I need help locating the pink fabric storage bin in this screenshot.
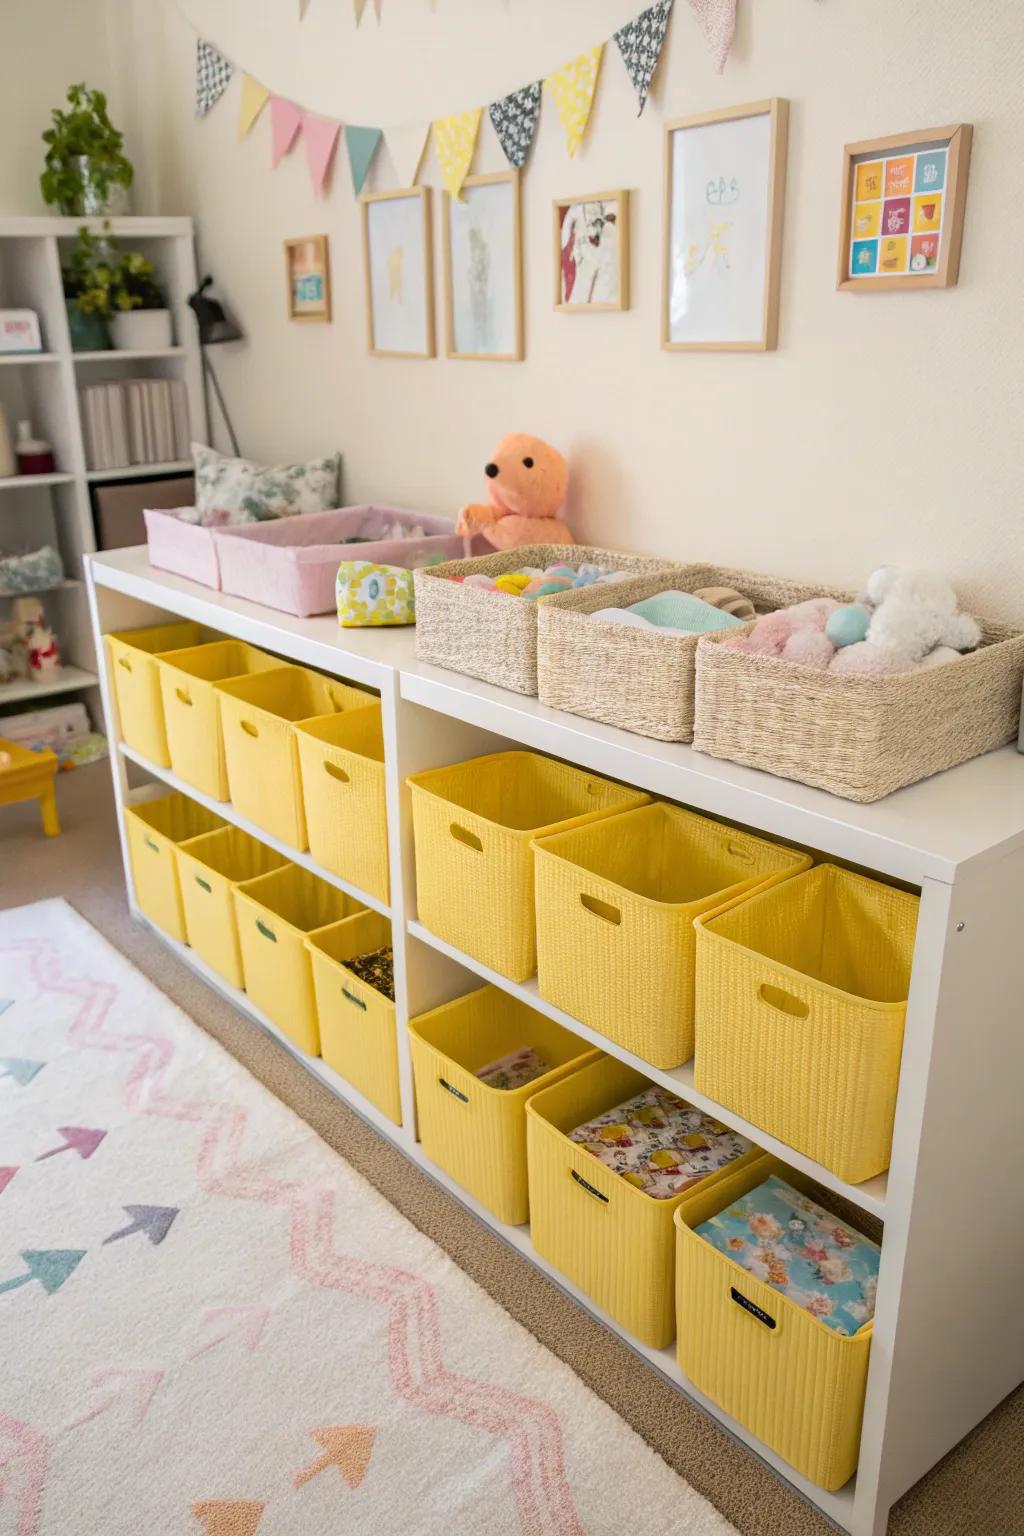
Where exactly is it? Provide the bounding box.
[211,506,478,617]
[144,506,222,589]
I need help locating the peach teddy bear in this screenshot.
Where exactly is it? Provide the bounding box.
[456,434,573,550]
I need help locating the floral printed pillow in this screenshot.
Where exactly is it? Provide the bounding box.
[192,443,341,526]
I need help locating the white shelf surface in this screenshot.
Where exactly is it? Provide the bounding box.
[0,352,59,366]
[0,472,75,490]
[133,904,856,1531]
[73,348,185,363]
[119,742,391,919]
[0,665,98,707]
[86,461,192,482]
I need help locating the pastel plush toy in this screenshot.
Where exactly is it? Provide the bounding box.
[830,567,981,676]
[727,597,840,670]
[456,434,573,550]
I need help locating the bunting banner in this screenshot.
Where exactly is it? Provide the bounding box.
[544,45,603,159]
[237,75,270,139]
[373,0,385,17]
[195,40,233,119]
[303,113,342,195]
[687,0,737,72]
[353,0,369,22]
[615,0,673,115]
[433,108,482,199]
[345,125,383,194]
[488,81,541,170]
[383,122,429,187]
[269,97,303,168]
[299,0,312,16]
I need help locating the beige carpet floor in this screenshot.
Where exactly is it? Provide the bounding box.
[2,761,1019,1536]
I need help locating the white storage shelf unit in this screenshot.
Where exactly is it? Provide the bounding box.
[86,545,1024,1536]
[0,218,204,717]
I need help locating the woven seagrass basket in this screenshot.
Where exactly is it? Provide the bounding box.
[413,544,678,696]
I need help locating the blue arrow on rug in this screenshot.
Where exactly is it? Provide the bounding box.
[0,1058,45,1086]
[103,1205,179,1247]
[0,1249,86,1297]
[0,999,13,1015]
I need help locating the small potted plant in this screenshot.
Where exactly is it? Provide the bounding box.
[41,84,134,216]
[62,226,173,352]
[61,225,114,350]
[109,248,173,350]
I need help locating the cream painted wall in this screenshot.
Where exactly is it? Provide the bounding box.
[122,2,1024,616]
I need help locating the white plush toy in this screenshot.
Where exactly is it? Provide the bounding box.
[830,567,981,677]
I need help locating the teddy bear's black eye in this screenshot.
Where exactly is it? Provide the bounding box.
[522,456,534,468]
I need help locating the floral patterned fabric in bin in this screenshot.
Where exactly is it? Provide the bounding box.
[337,560,416,627]
[570,1087,750,1200]
[476,1047,549,1091]
[189,443,341,525]
[694,1175,881,1335]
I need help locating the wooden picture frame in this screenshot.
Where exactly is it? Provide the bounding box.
[553,190,630,312]
[661,98,788,352]
[284,235,331,323]
[837,123,973,291]
[442,171,523,362]
[359,187,435,359]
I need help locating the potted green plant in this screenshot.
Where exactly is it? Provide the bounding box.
[62,226,172,351]
[109,248,173,351]
[41,84,133,216]
[61,225,114,350]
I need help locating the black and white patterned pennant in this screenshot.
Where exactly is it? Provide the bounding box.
[614,0,674,116]
[195,39,233,119]
[488,81,542,170]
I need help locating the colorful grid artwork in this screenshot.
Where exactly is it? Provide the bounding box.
[848,144,948,277]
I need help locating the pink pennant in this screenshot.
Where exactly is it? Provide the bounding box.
[302,113,341,196]
[270,97,303,168]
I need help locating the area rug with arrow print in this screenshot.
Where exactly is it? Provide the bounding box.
[0,900,736,1536]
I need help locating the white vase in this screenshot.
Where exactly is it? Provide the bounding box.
[110,309,174,351]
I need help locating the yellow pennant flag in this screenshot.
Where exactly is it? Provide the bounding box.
[432,108,481,200]
[545,43,603,158]
[237,74,270,140]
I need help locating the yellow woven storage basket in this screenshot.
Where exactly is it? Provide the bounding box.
[534,804,811,1068]
[176,826,288,988]
[675,1155,874,1490]
[408,984,597,1224]
[106,621,208,766]
[124,793,225,941]
[694,864,918,1183]
[216,666,376,851]
[307,910,400,1125]
[408,752,648,981]
[295,705,389,903]
[157,640,282,799]
[233,864,365,1054]
[526,1056,762,1347]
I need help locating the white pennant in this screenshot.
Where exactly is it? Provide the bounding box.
[382,122,429,187]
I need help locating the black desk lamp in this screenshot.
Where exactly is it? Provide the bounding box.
[188,276,243,457]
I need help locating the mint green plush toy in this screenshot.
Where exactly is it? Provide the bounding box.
[825,603,871,648]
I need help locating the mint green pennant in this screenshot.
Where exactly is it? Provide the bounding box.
[345,125,383,194]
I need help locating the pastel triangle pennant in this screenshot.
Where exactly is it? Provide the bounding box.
[373,0,384,17]
[195,40,233,119]
[345,125,383,194]
[544,44,603,158]
[299,0,312,14]
[432,108,482,200]
[383,123,428,187]
[354,0,369,21]
[302,113,341,196]
[237,75,270,140]
[687,0,736,72]
[270,97,303,168]
[488,81,541,170]
[615,0,674,115]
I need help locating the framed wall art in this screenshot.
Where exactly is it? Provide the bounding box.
[360,187,435,359]
[442,171,523,362]
[662,98,788,352]
[837,123,973,291]
[554,190,630,312]
[284,235,331,322]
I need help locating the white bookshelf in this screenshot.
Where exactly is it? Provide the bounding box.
[0,216,206,722]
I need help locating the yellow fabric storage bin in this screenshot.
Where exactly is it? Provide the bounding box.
[526,1056,762,1347]
[234,864,365,1054]
[408,752,648,982]
[694,864,918,1183]
[216,666,376,851]
[675,1154,874,1490]
[295,706,389,903]
[106,621,207,766]
[534,804,811,1069]
[124,793,226,941]
[176,826,288,988]
[307,910,400,1125]
[408,984,597,1224]
[157,640,282,799]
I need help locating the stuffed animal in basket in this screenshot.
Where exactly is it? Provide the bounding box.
[829,566,981,676]
[456,434,573,550]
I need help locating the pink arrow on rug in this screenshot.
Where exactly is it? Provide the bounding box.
[35,1126,107,1163]
[68,1367,165,1429]
[0,1412,48,1536]
[0,1167,17,1196]
[190,1303,269,1359]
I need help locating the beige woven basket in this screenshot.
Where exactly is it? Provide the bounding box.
[414,544,676,696]
[693,617,1024,802]
[537,564,850,742]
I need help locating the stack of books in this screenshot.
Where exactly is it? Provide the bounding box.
[80,378,190,472]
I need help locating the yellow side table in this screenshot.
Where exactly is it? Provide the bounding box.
[0,737,61,836]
